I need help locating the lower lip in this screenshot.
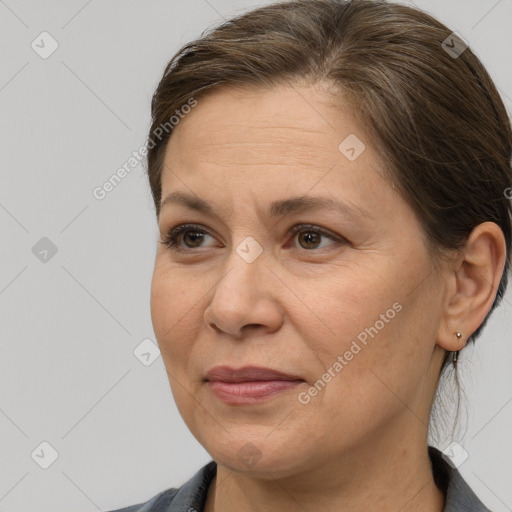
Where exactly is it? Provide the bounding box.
[207,380,303,404]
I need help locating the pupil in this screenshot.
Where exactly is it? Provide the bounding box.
[185,231,203,246]
[301,232,319,248]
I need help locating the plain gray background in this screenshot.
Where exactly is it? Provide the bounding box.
[0,0,511,510]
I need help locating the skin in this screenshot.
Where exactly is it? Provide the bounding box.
[150,81,506,512]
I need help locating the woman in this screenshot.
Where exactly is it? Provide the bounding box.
[110,0,511,510]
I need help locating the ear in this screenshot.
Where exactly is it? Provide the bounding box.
[437,222,507,351]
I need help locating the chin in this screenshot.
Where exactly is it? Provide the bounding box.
[200,431,309,478]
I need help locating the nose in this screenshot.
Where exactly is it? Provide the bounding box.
[203,243,283,339]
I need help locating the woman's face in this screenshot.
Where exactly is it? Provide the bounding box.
[150,82,448,476]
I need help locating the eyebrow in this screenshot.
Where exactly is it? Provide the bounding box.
[160,191,374,222]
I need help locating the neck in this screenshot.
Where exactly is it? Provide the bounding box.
[204,432,445,512]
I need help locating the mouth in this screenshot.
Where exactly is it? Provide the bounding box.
[205,365,305,404]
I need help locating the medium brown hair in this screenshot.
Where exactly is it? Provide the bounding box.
[146,0,512,378]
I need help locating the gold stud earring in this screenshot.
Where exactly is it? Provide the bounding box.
[453,332,463,369]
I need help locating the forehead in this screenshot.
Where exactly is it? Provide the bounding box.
[161,82,394,220]
[166,83,369,168]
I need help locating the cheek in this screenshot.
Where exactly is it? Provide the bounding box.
[295,266,399,357]
[150,264,202,365]
[150,268,206,422]
[300,261,429,390]
[319,288,439,423]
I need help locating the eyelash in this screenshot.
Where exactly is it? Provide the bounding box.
[159,223,344,253]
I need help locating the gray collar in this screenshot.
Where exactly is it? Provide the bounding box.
[428,446,492,512]
[165,460,216,511]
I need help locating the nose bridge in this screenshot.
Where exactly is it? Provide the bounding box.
[204,184,275,311]
[217,232,266,296]
[220,190,268,272]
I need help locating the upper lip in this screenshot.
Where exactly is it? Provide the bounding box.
[205,365,303,382]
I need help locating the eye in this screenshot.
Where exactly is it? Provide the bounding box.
[159,223,217,252]
[159,223,345,252]
[287,224,343,250]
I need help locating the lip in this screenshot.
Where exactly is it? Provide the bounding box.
[205,365,302,382]
[205,365,304,405]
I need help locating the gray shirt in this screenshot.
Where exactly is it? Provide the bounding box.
[108,446,491,511]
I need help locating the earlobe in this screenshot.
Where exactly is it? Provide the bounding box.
[436,221,507,352]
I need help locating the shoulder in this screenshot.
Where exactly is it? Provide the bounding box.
[428,445,492,512]
[107,460,217,512]
[444,465,492,512]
